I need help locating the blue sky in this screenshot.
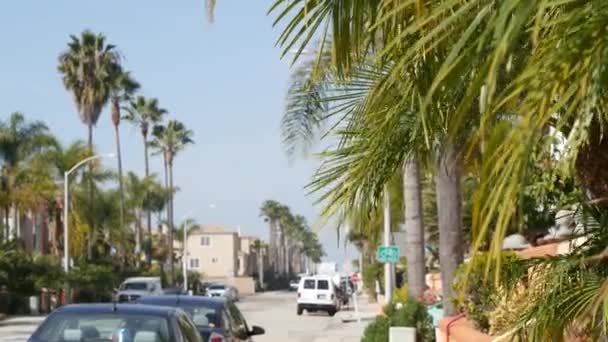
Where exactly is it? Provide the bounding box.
[0,0,355,264]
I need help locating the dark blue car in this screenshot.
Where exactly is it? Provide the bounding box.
[136,295,264,342]
[28,303,203,342]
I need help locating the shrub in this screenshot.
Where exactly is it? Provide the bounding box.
[363,315,390,342]
[67,263,120,302]
[362,297,435,342]
[393,285,409,304]
[452,252,526,332]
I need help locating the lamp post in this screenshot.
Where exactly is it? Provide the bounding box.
[63,153,116,275]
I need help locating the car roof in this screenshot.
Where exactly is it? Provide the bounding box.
[53,303,177,317]
[137,295,227,309]
[303,275,332,280]
[123,277,160,282]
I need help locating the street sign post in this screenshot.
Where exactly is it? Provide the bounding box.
[377,245,400,263]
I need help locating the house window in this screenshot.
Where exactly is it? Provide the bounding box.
[200,236,211,246]
[212,257,219,263]
[189,258,199,269]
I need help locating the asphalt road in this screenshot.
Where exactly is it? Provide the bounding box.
[238,291,368,342]
[0,291,370,342]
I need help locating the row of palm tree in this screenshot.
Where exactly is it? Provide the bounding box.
[0,29,194,285]
[0,111,180,264]
[260,200,324,276]
[264,1,608,336]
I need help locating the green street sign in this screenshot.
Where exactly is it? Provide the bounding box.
[377,245,400,263]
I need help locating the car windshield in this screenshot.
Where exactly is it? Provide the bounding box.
[181,306,221,328]
[33,313,170,342]
[208,284,225,290]
[121,282,148,291]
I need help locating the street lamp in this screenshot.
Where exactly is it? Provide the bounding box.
[63,153,116,275]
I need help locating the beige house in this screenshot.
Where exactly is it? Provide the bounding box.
[183,225,267,295]
[186,225,240,278]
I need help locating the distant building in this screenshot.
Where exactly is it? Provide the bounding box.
[185,225,264,279]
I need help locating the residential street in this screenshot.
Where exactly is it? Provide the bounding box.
[238,291,374,342]
[0,292,376,342]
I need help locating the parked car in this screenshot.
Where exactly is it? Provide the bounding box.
[137,295,265,341]
[207,283,239,302]
[289,277,301,291]
[28,303,203,342]
[163,287,187,295]
[115,276,163,303]
[296,275,340,316]
[200,282,212,296]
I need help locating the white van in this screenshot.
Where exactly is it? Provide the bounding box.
[296,275,339,316]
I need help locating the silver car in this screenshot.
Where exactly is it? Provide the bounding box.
[115,277,163,303]
[206,283,239,302]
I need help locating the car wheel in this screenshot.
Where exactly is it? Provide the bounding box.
[297,305,303,316]
[328,309,336,317]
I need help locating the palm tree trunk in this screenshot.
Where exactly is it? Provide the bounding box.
[114,124,126,237]
[168,157,176,286]
[436,144,464,316]
[54,209,62,256]
[135,208,142,267]
[269,221,276,272]
[284,239,290,275]
[403,158,426,299]
[11,206,18,240]
[143,132,153,241]
[87,122,94,260]
[3,206,9,242]
[279,229,286,275]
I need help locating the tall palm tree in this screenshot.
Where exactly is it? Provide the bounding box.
[58,30,122,259]
[403,158,426,299]
[124,96,167,236]
[0,112,55,240]
[109,70,140,233]
[58,30,121,153]
[278,41,432,300]
[277,206,296,275]
[251,239,266,289]
[260,200,282,273]
[271,1,478,313]
[150,120,194,285]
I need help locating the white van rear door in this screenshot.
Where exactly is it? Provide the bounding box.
[299,278,317,301]
[315,279,333,302]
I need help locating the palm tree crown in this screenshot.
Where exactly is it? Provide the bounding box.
[58,30,121,133]
[124,96,167,142]
[150,120,194,165]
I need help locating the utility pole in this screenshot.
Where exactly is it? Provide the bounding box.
[383,185,393,304]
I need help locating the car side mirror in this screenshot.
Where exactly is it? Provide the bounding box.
[149,284,156,292]
[249,325,265,336]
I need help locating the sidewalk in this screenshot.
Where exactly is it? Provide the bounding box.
[0,316,45,327]
[312,294,381,342]
[338,293,382,323]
